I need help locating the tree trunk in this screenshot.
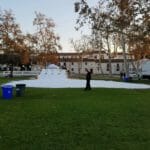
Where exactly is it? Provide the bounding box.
[121,33,129,77]
[106,36,112,77]
[78,54,82,74]
[98,49,104,76]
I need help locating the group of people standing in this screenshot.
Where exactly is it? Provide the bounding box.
[120,71,126,80]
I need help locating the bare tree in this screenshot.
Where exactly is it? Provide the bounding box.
[74,0,113,76]
[70,35,92,74]
[74,0,150,77]
[33,12,61,67]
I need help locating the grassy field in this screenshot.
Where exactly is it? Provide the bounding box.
[0,84,150,150]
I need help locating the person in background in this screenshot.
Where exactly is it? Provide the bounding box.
[120,71,123,79]
[85,68,92,90]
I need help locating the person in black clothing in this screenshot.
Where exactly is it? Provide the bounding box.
[9,64,13,78]
[120,71,123,79]
[85,68,92,90]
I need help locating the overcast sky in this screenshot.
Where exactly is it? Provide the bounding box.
[0,0,98,52]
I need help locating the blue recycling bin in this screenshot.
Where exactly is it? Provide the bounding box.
[123,77,129,82]
[1,85,13,100]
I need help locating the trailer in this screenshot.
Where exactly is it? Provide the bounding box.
[141,59,150,79]
[129,59,150,79]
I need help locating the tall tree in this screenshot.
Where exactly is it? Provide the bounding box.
[74,0,113,76]
[74,0,150,77]
[0,9,22,54]
[70,35,92,74]
[33,12,61,66]
[0,9,24,76]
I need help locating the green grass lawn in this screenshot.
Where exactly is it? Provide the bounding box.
[0,87,150,150]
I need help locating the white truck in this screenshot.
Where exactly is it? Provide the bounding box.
[129,59,150,79]
[140,59,150,79]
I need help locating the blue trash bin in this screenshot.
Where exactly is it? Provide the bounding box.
[1,85,13,100]
[123,77,129,82]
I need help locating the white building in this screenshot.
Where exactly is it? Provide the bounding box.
[59,51,132,75]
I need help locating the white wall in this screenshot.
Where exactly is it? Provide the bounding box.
[60,61,124,75]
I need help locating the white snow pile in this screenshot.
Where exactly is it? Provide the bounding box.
[4,64,150,89]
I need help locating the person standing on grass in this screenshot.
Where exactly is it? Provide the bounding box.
[85,68,92,90]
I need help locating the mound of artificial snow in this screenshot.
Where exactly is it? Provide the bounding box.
[4,67,150,89]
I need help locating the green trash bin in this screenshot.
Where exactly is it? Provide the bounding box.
[16,84,26,97]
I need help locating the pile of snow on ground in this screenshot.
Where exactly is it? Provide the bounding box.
[4,65,150,89]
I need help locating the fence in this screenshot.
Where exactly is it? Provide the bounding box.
[0,71,41,77]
